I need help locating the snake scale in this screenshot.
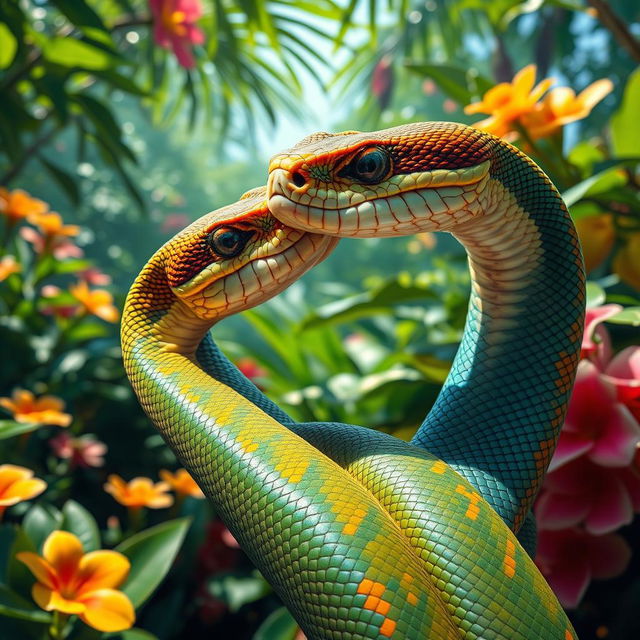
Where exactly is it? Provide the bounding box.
[122,123,585,639]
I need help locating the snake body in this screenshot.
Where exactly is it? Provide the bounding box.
[122,123,584,639]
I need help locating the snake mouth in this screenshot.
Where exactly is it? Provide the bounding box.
[267,160,491,237]
[175,231,337,320]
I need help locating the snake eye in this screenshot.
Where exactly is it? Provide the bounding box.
[339,147,390,184]
[209,226,253,258]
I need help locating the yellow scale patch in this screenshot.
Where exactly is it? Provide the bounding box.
[430,460,447,474]
[343,507,367,536]
[503,539,516,578]
[455,484,481,520]
[274,456,310,484]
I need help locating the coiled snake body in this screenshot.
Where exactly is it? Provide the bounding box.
[122,123,584,639]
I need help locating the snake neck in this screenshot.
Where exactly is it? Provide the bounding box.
[413,142,585,530]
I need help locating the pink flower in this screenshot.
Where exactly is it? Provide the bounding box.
[536,456,640,534]
[581,304,621,367]
[602,346,640,423]
[551,359,640,470]
[49,432,107,468]
[20,226,83,260]
[79,268,112,286]
[371,55,393,109]
[149,0,204,68]
[535,528,631,608]
[236,358,266,390]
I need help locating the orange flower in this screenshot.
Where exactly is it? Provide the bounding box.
[17,531,134,632]
[465,64,553,135]
[0,187,48,224]
[575,214,615,273]
[160,468,205,498]
[69,281,119,323]
[0,255,20,281]
[0,388,72,426]
[30,211,80,239]
[0,465,46,518]
[522,78,613,139]
[613,233,640,291]
[104,475,174,509]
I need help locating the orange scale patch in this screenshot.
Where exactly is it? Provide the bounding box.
[430,460,447,474]
[380,619,397,637]
[455,484,481,520]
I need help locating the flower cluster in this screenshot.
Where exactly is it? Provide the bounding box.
[535,305,640,607]
[465,64,612,141]
[149,0,204,68]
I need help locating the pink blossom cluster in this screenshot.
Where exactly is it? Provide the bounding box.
[535,305,640,608]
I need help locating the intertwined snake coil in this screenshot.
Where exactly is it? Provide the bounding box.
[122,122,585,639]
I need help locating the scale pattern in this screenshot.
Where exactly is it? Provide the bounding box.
[122,123,583,639]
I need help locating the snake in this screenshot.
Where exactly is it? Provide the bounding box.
[267,121,586,537]
[122,122,582,640]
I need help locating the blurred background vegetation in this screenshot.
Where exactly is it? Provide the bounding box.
[1,1,640,639]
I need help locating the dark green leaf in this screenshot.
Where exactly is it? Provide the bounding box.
[0,584,51,623]
[7,526,38,599]
[116,518,191,608]
[207,571,270,613]
[0,420,41,440]
[61,501,100,552]
[563,168,628,207]
[22,504,63,551]
[39,155,80,205]
[253,606,299,640]
[50,0,108,31]
[107,628,159,640]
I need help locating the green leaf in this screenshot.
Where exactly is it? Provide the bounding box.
[404,62,492,104]
[7,526,38,599]
[0,584,51,624]
[39,155,80,205]
[207,571,270,613]
[107,629,159,640]
[302,278,438,330]
[50,0,108,31]
[0,22,18,69]
[607,307,640,326]
[562,168,628,207]
[23,504,63,551]
[116,518,191,608]
[253,606,299,640]
[0,420,41,440]
[0,524,17,581]
[611,68,640,158]
[61,501,100,552]
[586,281,606,308]
[42,37,118,70]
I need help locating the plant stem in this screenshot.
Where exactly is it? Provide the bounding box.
[587,0,640,62]
[49,610,69,640]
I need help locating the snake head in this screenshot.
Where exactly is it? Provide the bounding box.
[267,122,496,237]
[164,186,337,321]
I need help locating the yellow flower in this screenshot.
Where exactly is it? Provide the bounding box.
[69,281,119,323]
[0,255,20,281]
[465,64,553,134]
[0,388,72,426]
[30,211,80,239]
[104,475,174,509]
[613,233,640,291]
[17,531,134,632]
[0,465,46,518]
[522,78,613,139]
[160,469,205,498]
[0,187,48,224]
[575,214,615,273]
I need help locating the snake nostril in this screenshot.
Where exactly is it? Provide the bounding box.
[291,171,306,189]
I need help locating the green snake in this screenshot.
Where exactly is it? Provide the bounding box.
[122,123,584,639]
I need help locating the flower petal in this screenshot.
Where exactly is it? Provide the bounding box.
[77,551,130,593]
[43,531,84,578]
[32,583,85,614]
[547,558,590,610]
[535,491,590,530]
[7,478,47,501]
[548,430,592,472]
[77,588,135,632]
[587,532,632,579]
[16,552,57,589]
[588,404,640,467]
